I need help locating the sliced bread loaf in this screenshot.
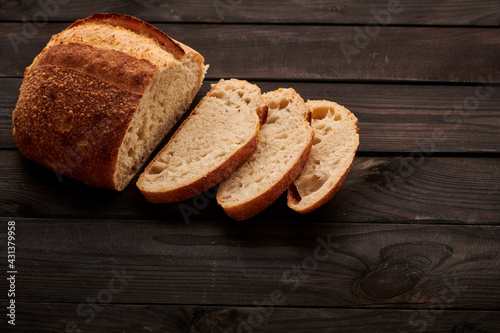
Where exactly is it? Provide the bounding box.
[217,88,313,220]
[288,100,359,214]
[12,13,206,190]
[137,79,267,203]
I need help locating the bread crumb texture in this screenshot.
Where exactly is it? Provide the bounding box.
[137,79,264,201]
[115,51,205,190]
[217,88,313,220]
[288,100,359,213]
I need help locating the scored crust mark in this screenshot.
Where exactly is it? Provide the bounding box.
[287,100,359,214]
[36,43,158,95]
[67,13,185,59]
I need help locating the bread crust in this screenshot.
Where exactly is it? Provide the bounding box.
[13,65,142,189]
[36,42,158,94]
[13,41,158,189]
[67,13,186,59]
[12,13,205,190]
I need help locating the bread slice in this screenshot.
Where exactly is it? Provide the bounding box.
[288,100,359,214]
[12,13,206,190]
[217,88,313,220]
[137,79,268,203]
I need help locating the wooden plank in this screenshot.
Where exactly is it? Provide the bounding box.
[2,303,500,333]
[255,81,500,154]
[0,78,19,148]
[0,108,14,148]
[2,79,499,152]
[1,152,498,223]
[5,218,500,309]
[1,23,500,83]
[0,78,21,107]
[1,0,499,26]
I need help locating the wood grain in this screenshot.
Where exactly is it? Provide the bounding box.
[0,3,499,331]
[0,108,14,149]
[4,218,500,309]
[2,79,499,152]
[1,0,499,26]
[0,78,20,106]
[2,303,499,332]
[1,151,498,223]
[1,23,500,83]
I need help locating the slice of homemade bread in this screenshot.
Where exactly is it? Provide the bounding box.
[288,100,359,214]
[12,13,206,190]
[217,88,313,220]
[137,79,267,203]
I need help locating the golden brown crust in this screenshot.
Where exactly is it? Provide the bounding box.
[68,13,185,59]
[219,131,314,221]
[13,13,205,190]
[13,65,141,189]
[287,159,354,214]
[36,42,158,94]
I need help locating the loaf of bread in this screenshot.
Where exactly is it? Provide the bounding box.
[217,88,313,220]
[12,13,206,190]
[137,79,267,203]
[288,100,359,213]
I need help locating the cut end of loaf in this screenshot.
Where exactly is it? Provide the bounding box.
[114,52,205,191]
[287,100,359,213]
[60,13,185,60]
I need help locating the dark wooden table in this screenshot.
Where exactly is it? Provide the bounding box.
[1,1,500,332]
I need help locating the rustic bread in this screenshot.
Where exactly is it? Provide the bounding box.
[288,100,359,213]
[217,88,313,220]
[137,79,267,203]
[12,13,206,190]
